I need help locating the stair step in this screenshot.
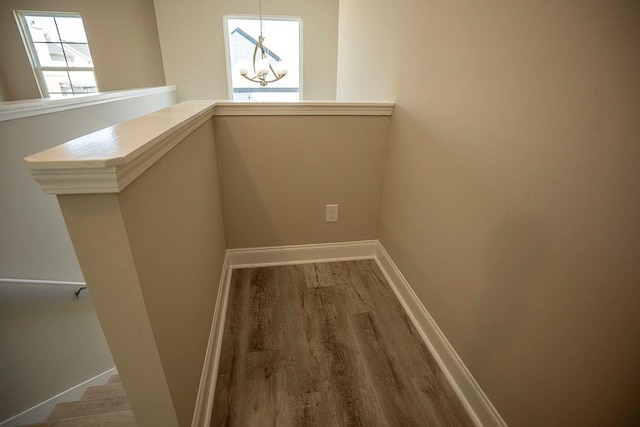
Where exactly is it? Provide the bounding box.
[46,396,130,422]
[25,410,137,426]
[106,374,120,384]
[81,383,126,400]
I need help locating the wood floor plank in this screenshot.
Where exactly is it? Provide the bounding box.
[410,373,475,427]
[350,260,441,376]
[211,268,252,426]
[329,262,372,314]
[349,311,423,426]
[27,410,137,427]
[303,262,336,288]
[249,267,282,352]
[106,375,120,384]
[81,383,126,401]
[276,265,323,396]
[211,260,474,427]
[307,285,374,426]
[46,397,130,421]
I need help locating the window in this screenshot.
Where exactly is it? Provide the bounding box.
[15,11,98,98]
[224,16,301,101]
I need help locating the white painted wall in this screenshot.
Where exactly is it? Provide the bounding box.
[153,0,338,101]
[0,88,176,423]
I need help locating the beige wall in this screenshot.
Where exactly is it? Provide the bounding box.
[58,193,180,427]
[1,90,176,282]
[0,0,165,101]
[338,1,640,426]
[0,73,7,102]
[0,283,114,422]
[153,0,338,101]
[58,118,227,426]
[214,115,387,248]
[0,90,175,422]
[118,119,227,426]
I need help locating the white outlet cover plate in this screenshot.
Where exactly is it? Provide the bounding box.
[326,204,339,222]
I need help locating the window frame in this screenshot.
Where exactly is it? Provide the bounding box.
[223,15,303,101]
[14,10,98,98]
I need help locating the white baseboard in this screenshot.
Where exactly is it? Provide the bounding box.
[373,242,507,427]
[191,253,232,427]
[191,240,506,427]
[0,367,117,427]
[226,240,378,268]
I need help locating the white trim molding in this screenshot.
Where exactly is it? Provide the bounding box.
[22,100,393,195]
[0,86,176,122]
[0,278,86,287]
[226,240,378,268]
[212,101,394,116]
[24,100,215,195]
[373,242,508,427]
[191,254,232,427]
[0,368,117,427]
[191,240,506,427]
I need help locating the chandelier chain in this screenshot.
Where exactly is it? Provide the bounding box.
[237,0,288,86]
[259,0,263,37]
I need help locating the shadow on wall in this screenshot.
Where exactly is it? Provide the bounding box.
[479,215,546,348]
[214,115,386,249]
[214,118,282,248]
[0,284,114,421]
[375,105,553,425]
[473,215,548,422]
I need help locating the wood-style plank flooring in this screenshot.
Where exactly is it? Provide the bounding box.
[211,260,473,426]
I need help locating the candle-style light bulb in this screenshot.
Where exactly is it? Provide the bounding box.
[257,58,270,75]
[237,60,250,76]
[275,61,288,77]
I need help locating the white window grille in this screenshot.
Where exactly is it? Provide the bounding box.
[15,11,98,98]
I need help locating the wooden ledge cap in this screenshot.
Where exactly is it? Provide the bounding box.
[24,100,215,195]
[23,100,394,195]
[211,101,394,116]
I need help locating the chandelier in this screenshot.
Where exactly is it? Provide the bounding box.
[238,0,288,86]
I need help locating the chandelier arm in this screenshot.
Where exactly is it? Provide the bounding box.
[252,40,260,77]
[237,0,290,87]
[262,69,286,84]
[262,75,286,84]
[268,62,278,76]
[240,73,261,83]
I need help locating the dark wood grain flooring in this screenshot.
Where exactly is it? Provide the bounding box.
[211,259,474,426]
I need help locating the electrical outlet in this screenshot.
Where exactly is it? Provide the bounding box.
[326,204,339,223]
